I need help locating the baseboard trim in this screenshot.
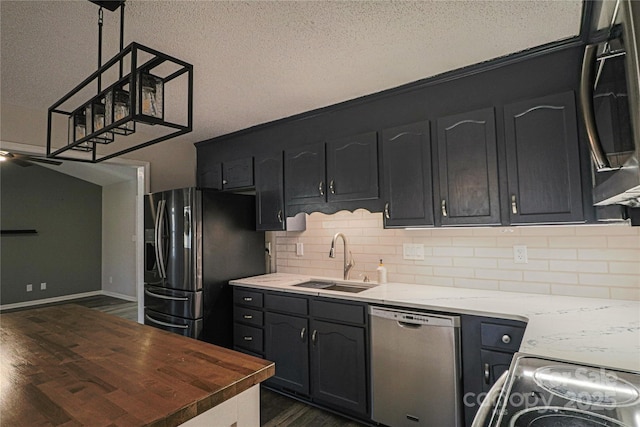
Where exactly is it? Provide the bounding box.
[0,290,138,311]
[102,290,137,302]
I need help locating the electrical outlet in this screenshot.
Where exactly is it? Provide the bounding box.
[513,245,528,264]
[26,284,33,292]
[296,242,304,256]
[40,282,47,290]
[403,243,425,260]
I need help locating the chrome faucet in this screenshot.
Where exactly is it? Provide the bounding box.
[329,232,355,280]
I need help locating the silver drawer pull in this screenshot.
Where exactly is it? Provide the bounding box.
[484,363,490,384]
[243,336,253,341]
[243,314,253,319]
[145,314,189,329]
[311,329,317,344]
[511,195,518,214]
[501,334,511,344]
[300,327,306,340]
[319,181,324,196]
[329,180,335,194]
[277,210,283,223]
[441,199,448,217]
[243,297,253,302]
[145,290,189,301]
[384,202,390,219]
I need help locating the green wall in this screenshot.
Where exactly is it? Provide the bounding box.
[1,162,102,305]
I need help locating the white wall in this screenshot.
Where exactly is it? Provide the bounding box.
[270,210,640,301]
[102,179,137,299]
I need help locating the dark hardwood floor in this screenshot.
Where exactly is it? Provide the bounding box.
[4,295,368,427]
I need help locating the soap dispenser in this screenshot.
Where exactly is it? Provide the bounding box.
[376,259,387,284]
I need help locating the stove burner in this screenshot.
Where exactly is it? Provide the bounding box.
[509,407,629,427]
[533,366,640,407]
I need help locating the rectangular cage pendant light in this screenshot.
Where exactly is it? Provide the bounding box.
[46,1,193,163]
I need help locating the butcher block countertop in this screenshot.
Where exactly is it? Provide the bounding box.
[0,304,274,427]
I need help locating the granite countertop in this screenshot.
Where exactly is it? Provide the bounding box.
[230,273,640,373]
[0,304,274,427]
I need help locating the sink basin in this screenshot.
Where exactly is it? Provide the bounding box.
[293,280,376,293]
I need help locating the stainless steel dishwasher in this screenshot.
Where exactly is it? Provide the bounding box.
[370,306,462,427]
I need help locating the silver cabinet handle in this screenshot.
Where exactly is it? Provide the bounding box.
[145,314,189,329]
[243,297,253,302]
[155,199,167,279]
[319,181,324,196]
[243,336,253,341]
[329,180,335,194]
[384,202,390,219]
[311,329,317,344]
[501,334,511,344]
[144,289,188,301]
[441,199,448,217]
[484,363,491,384]
[243,314,253,320]
[277,210,283,223]
[511,195,518,214]
[222,179,228,185]
[300,327,306,341]
[472,371,508,427]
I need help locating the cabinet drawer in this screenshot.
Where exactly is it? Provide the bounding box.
[234,306,263,327]
[234,288,263,308]
[481,322,525,352]
[265,293,308,315]
[311,299,366,325]
[234,324,263,353]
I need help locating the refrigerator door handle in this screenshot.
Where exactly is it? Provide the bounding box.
[144,289,189,301]
[145,314,189,329]
[155,199,167,279]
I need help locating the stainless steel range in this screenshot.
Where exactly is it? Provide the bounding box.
[477,353,640,427]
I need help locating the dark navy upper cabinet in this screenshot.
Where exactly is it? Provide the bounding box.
[197,161,222,190]
[222,157,254,189]
[436,108,500,225]
[284,142,326,206]
[326,132,379,203]
[504,91,584,224]
[255,153,285,231]
[381,121,434,228]
[285,133,379,211]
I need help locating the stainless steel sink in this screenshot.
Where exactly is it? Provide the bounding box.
[293,280,376,293]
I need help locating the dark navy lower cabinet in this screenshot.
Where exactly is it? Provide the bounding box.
[310,319,368,417]
[264,312,310,395]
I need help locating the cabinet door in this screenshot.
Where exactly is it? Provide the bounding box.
[255,154,285,231]
[264,312,310,395]
[197,162,222,190]
[285,142,326,206]
[223,157,254,189]
[504,92,584,224]
[326,132,379,203]
[437,108,500,225]
[480,350,514,392]
[310,320,367,417]
[381,121,434,227]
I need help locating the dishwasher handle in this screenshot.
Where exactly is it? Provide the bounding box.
[398,321,422,329]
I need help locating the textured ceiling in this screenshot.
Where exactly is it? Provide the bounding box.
[1,0,583,146]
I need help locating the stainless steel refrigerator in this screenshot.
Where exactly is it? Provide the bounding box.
[144,188,265,347]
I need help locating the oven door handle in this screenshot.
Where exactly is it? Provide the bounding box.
[471,370,509,427]
[144,289,189,301]
[145,314,189,329]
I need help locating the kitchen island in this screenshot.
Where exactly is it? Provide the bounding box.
[0,304,274,427]
[231,273,640,372]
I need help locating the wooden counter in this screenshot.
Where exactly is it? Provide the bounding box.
[0,304,274,426]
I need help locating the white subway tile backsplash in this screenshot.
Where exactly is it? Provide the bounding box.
[273,210,639,301]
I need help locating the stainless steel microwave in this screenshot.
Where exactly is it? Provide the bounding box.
[580,0,640,207]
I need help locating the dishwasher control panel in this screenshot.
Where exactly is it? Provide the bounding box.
[370,306,459,327]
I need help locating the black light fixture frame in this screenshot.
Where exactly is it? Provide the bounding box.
[46,2,193,163]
